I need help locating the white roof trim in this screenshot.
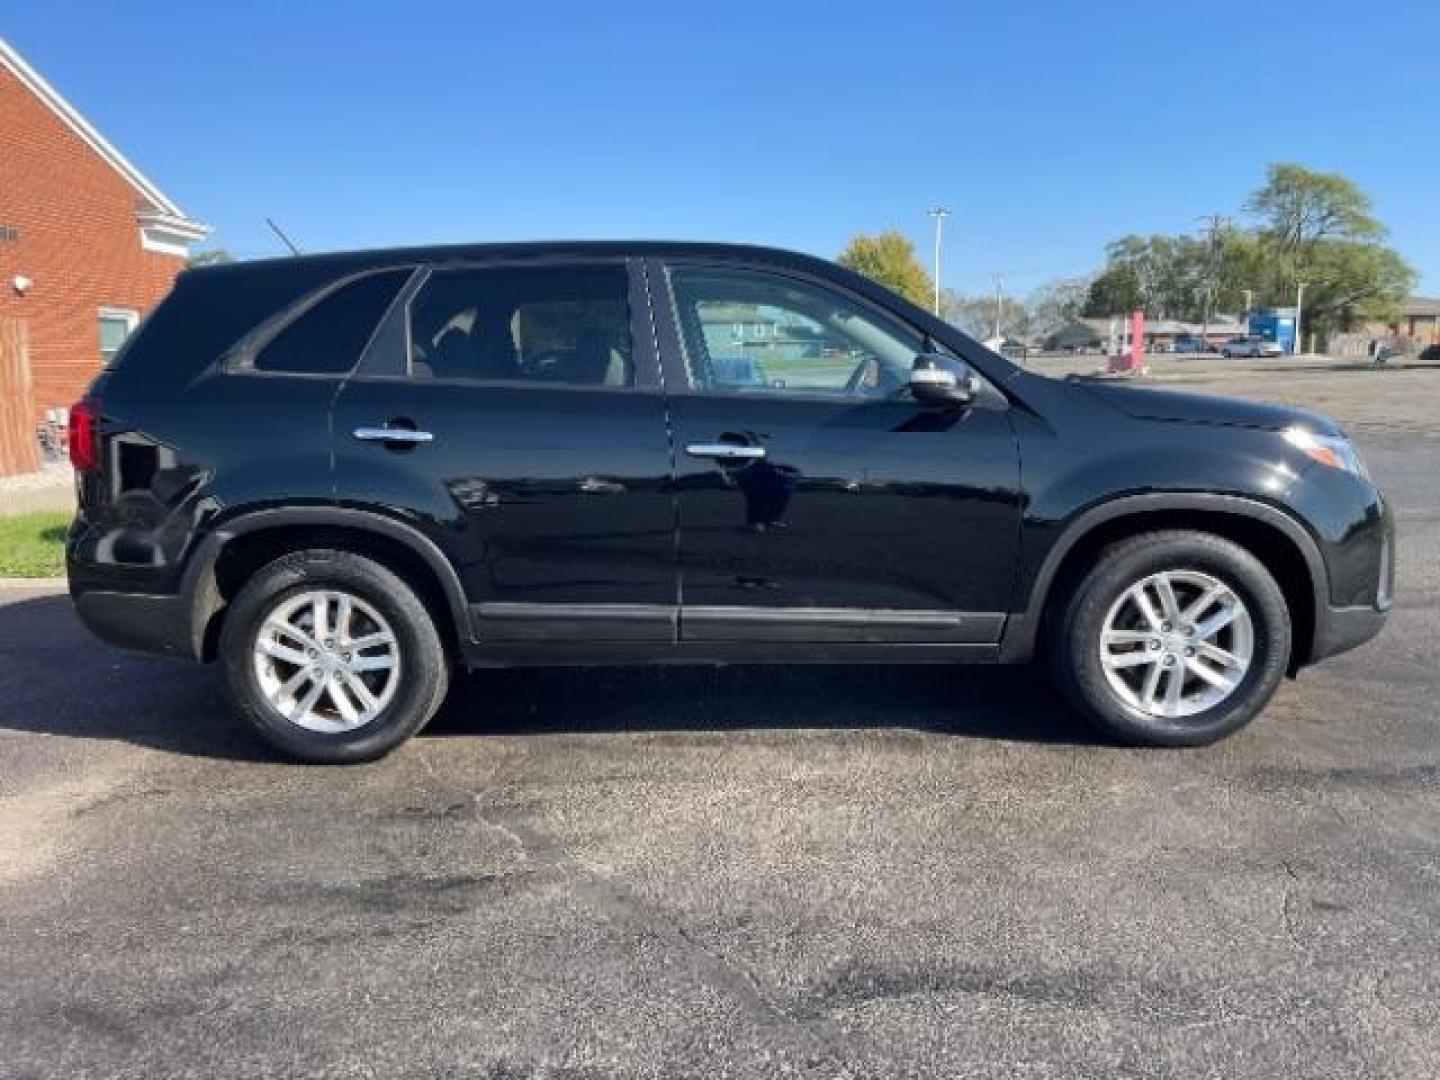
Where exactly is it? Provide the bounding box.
[135,208,211,240]
[0,36,207,237]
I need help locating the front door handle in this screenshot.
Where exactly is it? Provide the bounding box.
[685,442,765,461]
[353,426,434,445]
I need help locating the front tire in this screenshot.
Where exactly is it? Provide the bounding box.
[220,549,450,763]
[1050,531,1291,746]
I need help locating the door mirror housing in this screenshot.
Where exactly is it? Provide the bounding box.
[909,353,978,408]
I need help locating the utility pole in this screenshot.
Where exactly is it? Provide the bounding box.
[993,273,1005,339]
[1196,214,1230,351]
[1294,282,1308,356]
[927,207,950,316]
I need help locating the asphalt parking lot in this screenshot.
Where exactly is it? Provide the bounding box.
[2,364,1436,1079]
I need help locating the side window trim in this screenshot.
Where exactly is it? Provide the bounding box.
[222,266,420,379]
[648,256,929,402]
[353,266,431,379]
[346,257,661,391]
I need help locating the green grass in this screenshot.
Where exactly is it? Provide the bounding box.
[0,512,69,577]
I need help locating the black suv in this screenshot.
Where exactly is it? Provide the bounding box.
[67,243,1393,762]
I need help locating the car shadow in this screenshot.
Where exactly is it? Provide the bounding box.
[430,663,1096,745]
[0,592,1103,762]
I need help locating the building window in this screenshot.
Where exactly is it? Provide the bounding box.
[98,307,139,365]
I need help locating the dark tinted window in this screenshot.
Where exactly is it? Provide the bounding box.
[409,265,632,386]
[255,270,409,374]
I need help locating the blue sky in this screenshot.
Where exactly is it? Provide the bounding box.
[7,0,1438,295]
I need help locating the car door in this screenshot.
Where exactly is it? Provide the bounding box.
[647,257,1022,645]
[331,257,678,644]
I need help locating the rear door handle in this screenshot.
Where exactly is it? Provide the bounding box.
[353,426,434,445]
[685,442,765,461]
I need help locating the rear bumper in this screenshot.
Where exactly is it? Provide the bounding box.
[68,518,227,661]
[72,589,200,659]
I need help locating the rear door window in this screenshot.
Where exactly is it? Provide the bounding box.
[254,269,411,375]
[408,264,633,386]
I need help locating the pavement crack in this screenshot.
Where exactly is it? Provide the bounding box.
[1280,859,1306,953]
[412,740,531,862]
[471,800,531,864]
[671,921,788,1022]
[409,743,833,1060]
[608,887,840,1066]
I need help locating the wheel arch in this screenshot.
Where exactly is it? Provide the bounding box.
[1000,493,1328,672]
[183,507,471,662]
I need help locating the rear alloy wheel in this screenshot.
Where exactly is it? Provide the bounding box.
[1051,531,1291,746]
[221,550,449,763]
[251,589,402,733]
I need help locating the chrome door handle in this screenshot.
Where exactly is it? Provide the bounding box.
[353,426,434,445]
[578,476,626,495]
[685,442,765,461]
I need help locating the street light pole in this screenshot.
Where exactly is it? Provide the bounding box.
[1294,282,1308,356]
[927,207,950,316]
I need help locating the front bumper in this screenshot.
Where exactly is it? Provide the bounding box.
[1310,602,1389,663]
[1306,510,1394,665]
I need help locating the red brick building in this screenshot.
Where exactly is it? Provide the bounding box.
[0,37,208,425]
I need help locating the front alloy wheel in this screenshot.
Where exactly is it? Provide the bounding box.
[1098,570,1254,719]
[1051,530,1291,746]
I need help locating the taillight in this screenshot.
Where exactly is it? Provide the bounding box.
[68,399,100,471]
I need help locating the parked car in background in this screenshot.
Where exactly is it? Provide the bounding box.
[1222,336,1285,359]
[66,241,1393,763]
[1172,335,1210,354]
[709,355,770,389]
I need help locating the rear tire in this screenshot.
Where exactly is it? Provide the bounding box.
[220,549,450,764]
[1050,530,1291,746]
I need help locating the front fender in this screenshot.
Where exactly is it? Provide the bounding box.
[997,490,1331,666]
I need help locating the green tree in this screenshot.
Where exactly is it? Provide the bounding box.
[941,290,1031,340]
[1244,163,1413,336]
[1029,277,1092,337]
[1085,233,1238,321]
[1083,259,1144,318]
[838,231,934,308]
[1246,163,1384,253]
[1083,164,1413,343]
[188,248,235,268]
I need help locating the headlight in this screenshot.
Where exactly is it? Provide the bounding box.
[1283,426,1368,478]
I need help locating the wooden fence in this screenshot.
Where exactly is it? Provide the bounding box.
[0,317,42,477]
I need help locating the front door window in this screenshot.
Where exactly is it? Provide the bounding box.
[667,266,920,398]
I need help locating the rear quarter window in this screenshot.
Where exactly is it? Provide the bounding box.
[254,270,410,375]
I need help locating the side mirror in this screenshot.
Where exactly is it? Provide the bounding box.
[909,353,978,408]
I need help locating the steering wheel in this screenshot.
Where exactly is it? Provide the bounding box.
[843,355,903,397]
[524,349,570,378]
[842,355,877,395]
